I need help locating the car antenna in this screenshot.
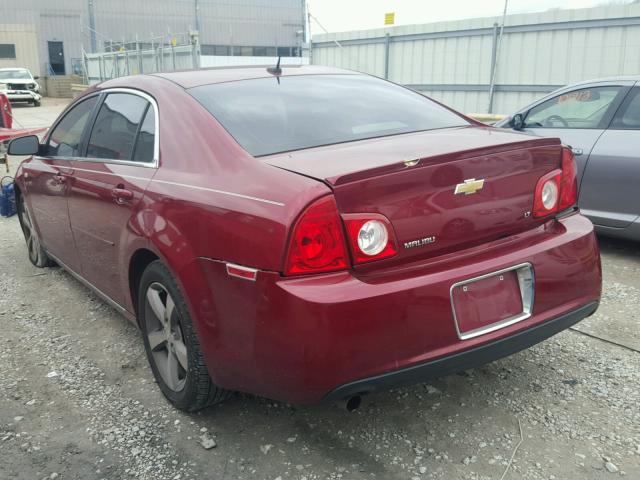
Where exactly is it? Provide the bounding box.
[267,56,282,76]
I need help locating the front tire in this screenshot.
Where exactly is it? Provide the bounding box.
[33,99,41,107]
[138,260,231,411]
[17,195,54,267]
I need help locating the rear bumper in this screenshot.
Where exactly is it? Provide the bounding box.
[324,301,598,402]
[191,213,602,404]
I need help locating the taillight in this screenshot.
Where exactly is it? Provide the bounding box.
[533,169,562,218]
[343,214,398,264]
[285,196,348,275]
[558,147,578,211]
[533,147,579,218]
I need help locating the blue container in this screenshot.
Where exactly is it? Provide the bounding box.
[0,176,17,218]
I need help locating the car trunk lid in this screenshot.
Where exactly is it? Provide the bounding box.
[264,126,563,264]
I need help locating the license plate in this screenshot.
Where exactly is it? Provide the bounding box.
[450,264,534,340]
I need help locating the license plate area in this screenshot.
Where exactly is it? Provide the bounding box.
[450,263,534,340]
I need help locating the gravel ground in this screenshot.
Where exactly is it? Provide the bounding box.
[1,99,639,480]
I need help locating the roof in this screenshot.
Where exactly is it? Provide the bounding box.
[150,65,358,89]
[568,75,640,85]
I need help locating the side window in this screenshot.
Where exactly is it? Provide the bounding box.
[86,93,149,160]
[525,87,621,129]
[610,88,640,130]
[47,96,98,157]
[132,106,156,163]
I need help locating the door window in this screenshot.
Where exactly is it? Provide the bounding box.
[132,106,156,163]
[47,96,99,157]
[86,93,149,160]
[610,88,640,130]
[524,87,621,129]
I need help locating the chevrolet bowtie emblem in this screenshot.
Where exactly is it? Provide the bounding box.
[454,178,485,195]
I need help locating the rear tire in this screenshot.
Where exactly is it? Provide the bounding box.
[138,260,231,411]
[17,195,55,267]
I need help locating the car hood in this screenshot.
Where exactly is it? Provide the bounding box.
[0,79,34,85]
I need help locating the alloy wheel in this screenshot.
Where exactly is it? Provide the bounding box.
[19,199,40,264]
[145,282,188,392]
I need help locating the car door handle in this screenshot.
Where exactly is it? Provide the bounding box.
[571,147,584,156]
[111,187,133,204]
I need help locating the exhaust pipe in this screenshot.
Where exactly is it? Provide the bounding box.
[338,395,362,412]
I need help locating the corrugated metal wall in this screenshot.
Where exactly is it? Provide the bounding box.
[312,4,640,114]
[0,0,304,78]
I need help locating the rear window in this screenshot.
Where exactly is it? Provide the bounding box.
[189,74,468,156]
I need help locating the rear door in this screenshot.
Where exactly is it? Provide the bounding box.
[579,85,640,228]
[67,90,158,305]
[22,95,99,272]
[519,83,630,183]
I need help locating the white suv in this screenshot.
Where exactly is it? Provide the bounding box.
[0,68,42,107]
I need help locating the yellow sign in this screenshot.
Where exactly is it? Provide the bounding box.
[384,12,395,25]
[171,37,177,47]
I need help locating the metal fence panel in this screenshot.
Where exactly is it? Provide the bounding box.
[311,3,640,114]
[85,45,198,84]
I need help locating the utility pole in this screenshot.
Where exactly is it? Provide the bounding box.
[88,0,97,53]
[194,0,200,33]
[488,0,508,114]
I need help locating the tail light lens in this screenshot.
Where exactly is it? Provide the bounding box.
[343,214,398,264]
[558,147,578,211]
[532,147,579,218]
[533,169,562,218]
[285,196,348,275]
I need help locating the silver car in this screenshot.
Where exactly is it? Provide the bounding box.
[497,77,640,241]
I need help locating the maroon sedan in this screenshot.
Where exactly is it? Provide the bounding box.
[8,66,601,411]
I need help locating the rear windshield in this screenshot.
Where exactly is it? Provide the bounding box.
[189,74,468,156]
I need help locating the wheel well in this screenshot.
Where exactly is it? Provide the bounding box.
[129,249,159,316]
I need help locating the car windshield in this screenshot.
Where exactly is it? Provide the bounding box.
[0,69,31,80]
[189,74,469,156]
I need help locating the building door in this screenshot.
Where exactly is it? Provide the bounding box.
[48,41,65,75]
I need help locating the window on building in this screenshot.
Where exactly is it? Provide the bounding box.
[277,47,292,57]
[253,47,267,56]
[202,45,231,56]
[0,44,16,59]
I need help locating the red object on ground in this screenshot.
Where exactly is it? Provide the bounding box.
[0,92,12,130]
[0,127,47,143]
[0,91,47,143]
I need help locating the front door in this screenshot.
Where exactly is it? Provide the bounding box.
[67,91,157,305]
[48,41,65,75]
[520,85,628,183]
[579,86,640,228]
[22,95,99,272]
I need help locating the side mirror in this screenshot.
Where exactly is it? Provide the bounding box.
[33,76,40,80]
[8,135,40,156]
[510,113,524,131]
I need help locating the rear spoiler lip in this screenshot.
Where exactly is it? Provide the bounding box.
[268,140,562,188]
